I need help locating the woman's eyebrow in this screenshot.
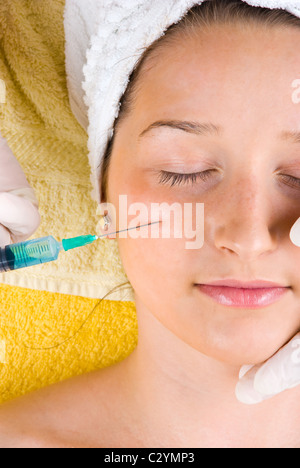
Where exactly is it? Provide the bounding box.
[138,120,223,139]
[280,131,300,145]
[138,120,300,145]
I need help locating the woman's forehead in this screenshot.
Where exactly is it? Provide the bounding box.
[132,25,300,132]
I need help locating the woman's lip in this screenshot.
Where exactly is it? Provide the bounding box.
[195,284,290,308]
[199,279,288,288]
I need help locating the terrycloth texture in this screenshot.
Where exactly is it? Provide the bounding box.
[0,284,137,404]
[0,0,137,404]
[0,0,134,301]
[64,0,300,204]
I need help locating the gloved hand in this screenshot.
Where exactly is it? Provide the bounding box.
[0,131,41,248]
[235,333,300,404]
[235,218,300,404]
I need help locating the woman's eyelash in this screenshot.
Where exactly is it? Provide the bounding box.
[156,171,300,190]
[279,174,300,189]
[157,170,215,187]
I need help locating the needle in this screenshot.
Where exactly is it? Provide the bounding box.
[97,220,161,238]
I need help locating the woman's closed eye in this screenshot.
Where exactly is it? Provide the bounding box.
[279,174,300,190]
[156,169,216,187]
[156,170,300,191]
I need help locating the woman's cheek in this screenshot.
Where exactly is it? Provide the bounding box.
[118,235,183,291]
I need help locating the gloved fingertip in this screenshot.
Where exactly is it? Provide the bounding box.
[7,187,39,209]
[254,361,300,396]
[0,193,41,241]
[253,365,279,395]
[290,217,300,247]
[239,364,254,379]
[235,379,265,405]
[0,225,11,248]
[10,206,41,243]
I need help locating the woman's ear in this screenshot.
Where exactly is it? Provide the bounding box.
[96,203,116,239]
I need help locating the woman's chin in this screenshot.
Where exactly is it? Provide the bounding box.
[203,345,278,368]
[174,300,300,367]
[196,333,291,368]
[175,322,293,368]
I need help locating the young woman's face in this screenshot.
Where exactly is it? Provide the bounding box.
[107,23,300,366]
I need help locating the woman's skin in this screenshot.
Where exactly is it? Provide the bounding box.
[1,22,300,448]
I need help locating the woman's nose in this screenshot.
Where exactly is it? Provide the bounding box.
[212,180,278,261]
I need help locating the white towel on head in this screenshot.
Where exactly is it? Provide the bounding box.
[64,0,300,204]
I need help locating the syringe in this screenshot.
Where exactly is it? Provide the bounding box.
[0,221,160,272]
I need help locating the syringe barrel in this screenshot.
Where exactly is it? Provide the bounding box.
[0,236,62,272]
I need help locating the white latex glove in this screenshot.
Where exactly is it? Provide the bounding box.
[235,218,300,404]
[0,131,40,247]
[235,333,300,404]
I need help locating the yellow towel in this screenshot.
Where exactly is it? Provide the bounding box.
[0,0,137,404]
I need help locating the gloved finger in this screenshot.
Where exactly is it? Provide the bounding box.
[239,364,255,379]
[0,224,12,248]
[7,187,39,208]
[0,192,41,243]
[235,363,267,405]
[0,133,30,192]
[253,332,300,396]
[290,217,300,247]
[235,333,300,405]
